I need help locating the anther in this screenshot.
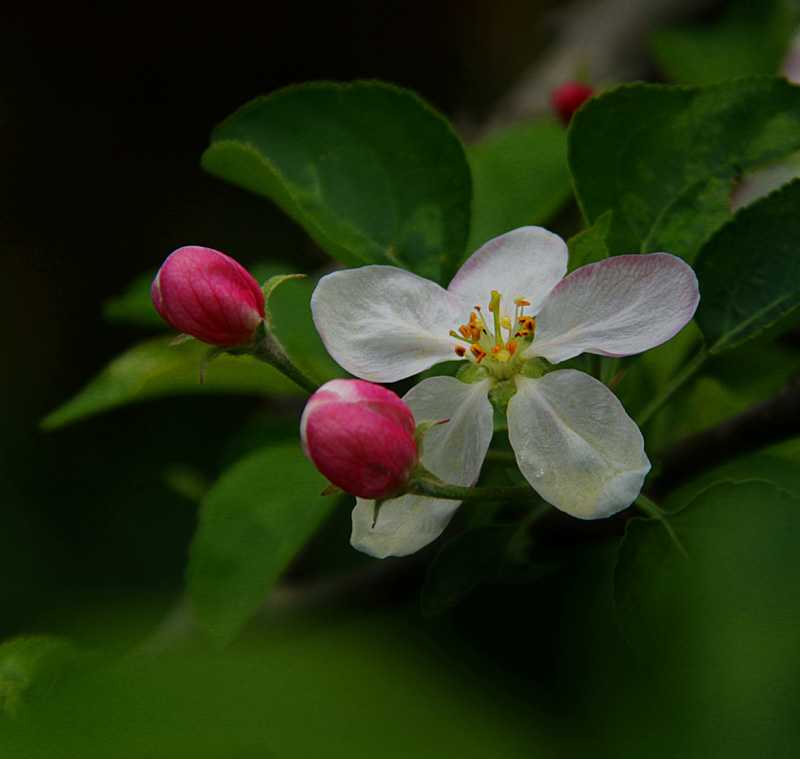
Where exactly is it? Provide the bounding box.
[455,345,467,357]
[507,341,517,356]
[470,345,487,363]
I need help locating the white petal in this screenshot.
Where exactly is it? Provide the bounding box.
[311,266,466,382]
[507,371,650,519]
[530,253,699,364]
[351,495,462,558]
[447,227,568,315]
[351,376,494,558]
[403,376,495,486]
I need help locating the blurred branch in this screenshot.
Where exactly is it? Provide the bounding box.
[481,0,722,135]
[650,372,800,498]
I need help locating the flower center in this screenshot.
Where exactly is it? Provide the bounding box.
[449,290,536,379]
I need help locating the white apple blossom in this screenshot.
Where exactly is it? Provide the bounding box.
[311,227,700,558]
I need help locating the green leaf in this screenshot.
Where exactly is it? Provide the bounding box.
[186,443,337,646]
[0,636,90,717]
[613,481,800,756]
[666,434,800,509]
[420,523,556,617]
[202,81,472,285]
[651,0,799,85]
[41,336,301,430]
[566,210,612,272]
[103,271,164,328]
[695,178,800,353]
[569,77,800,261]
[465,119,571,255]
[615,321,800,450]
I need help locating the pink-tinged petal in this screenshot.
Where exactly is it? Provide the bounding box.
[350,376,494,558]
[508,371,650,519]
[530,253,699,364]
[447,227,568,315]
[311,266,466,382]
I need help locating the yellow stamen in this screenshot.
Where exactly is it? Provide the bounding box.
[507,341,517,356]
[455,345,466,357]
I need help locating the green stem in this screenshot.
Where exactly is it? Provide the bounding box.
[251,334,319,395]
[634,348,708,428]
[409,479,541,502]
[485,449,518,466]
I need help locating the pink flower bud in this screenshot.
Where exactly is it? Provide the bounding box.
[301,379,419,500]
[151,246,265,346]
[552,81,594,124]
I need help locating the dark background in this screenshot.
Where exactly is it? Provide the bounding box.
[0,1,562,638]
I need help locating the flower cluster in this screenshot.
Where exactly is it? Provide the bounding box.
[310,226,700,558]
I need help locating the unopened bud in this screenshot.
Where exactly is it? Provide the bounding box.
[300,379,419,500]
[151,246,265,346]
[552,81,594,124]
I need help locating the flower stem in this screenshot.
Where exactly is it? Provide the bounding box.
[251,334,319,395]
[634,348,708,428]
[485,449,518,466]
[409,479,542,502]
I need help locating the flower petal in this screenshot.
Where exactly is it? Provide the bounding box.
[530,253,700,364]
[507,371,650,519]
[403,376,494,486]
[447,227,568,315]
[351,495,462,559]
[350,375,494,557]
[311,266,466,382]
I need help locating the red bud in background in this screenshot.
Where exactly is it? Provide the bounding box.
[151,246,265,346]
[552,81,594,124]
[301,379,419,500]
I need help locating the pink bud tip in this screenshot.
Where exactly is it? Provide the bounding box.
[300,379,419,501]
[552,81,594,124]
[151,246,265,347]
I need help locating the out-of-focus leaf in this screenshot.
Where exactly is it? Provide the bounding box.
[666,434,800,509]
[465,119,571,255]
[202,81,472,285]
[3,613,554,759]
[569,77,800,261]
[695,179,800,353]
[0,636,90,718]
[651,0,799,85]
[421,523,556,617]
[186,443,337,646]
[613,481,800,757]
[41,336,301,430]
[566,210,612,272]
[102,271,163,328]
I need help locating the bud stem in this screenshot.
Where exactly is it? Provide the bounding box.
[408,479,542,503]
[251,334,319,395]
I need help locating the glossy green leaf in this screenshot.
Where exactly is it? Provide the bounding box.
[614,481,800,757]
[186,443,337,646]
[695,178,800,353]
[202,81,472,285]
[41,336,301,430]
[421,523,556,617]
[566,210,612,272]
[569,77,800,261]
[466,119,571,255]
[651,0,799,85]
